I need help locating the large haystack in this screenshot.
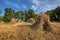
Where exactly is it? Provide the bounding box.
[29,14,60,40]
[31,14,51,31]
[27,18,35,24]
[10,18,17,24]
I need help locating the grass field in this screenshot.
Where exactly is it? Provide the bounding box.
[0,22,60,40]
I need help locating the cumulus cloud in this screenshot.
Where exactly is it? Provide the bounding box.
[5,1,21,9]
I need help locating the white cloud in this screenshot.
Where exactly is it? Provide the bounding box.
[22,5,27,9]
[40,3,58,12]
[31,0,47,10]
[31,5,35,9]
[32,0,40,5]
[5,1,21,9]
[31,0,40,10]
[31,0,59,13]
[45,0,59,11]
[31,5,36,10]
[58,0,60,6]
[32,5,35,8]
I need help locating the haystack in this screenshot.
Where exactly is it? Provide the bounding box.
[10,18,17,24]
[0,21,5,25]
[31,14,51,31]
[18,20,23,23]
[27,18,35,24]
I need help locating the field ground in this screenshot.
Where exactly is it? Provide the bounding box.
[0,22,60,40]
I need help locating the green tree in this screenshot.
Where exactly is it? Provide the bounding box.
[3,8,15,22]
[15,11,24,20]
[0,10,1,15]
[45,10,55,21]
[25,9,37,21]
[0,16,3,22]
[0,10,3,22]
[45,6,60,21]
[54,6,60,21]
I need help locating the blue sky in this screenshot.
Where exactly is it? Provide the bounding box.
[0,0,60,16]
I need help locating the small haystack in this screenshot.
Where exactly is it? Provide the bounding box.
[0,21,5,25]
[31,14,51,31]
[17,20,27,25]
[27,18,35,24]
[18,20,23,23]
[10,18,17,24]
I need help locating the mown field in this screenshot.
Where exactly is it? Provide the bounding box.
[0,22,60,40]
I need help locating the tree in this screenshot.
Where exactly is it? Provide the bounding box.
[45,10,55,21]
[0,10,1,15]
[45,6,60,22]
[25,9,37,21]
[54,6,60,21]
[0,16,3,22]
[15,11,24,20]
[3,8,15,22]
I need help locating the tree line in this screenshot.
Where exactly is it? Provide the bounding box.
[45,6,60,22]
[0,6,60,22]
[0,8,37,22]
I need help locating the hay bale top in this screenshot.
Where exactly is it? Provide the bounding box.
[27,18,35,24]
[10,18,16,22]
[37,14,50,22]
[10,18,17,24]
[0,21,5,25]
[38,14,48,17]
[38,14,49,19]
[18,20,24,23]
